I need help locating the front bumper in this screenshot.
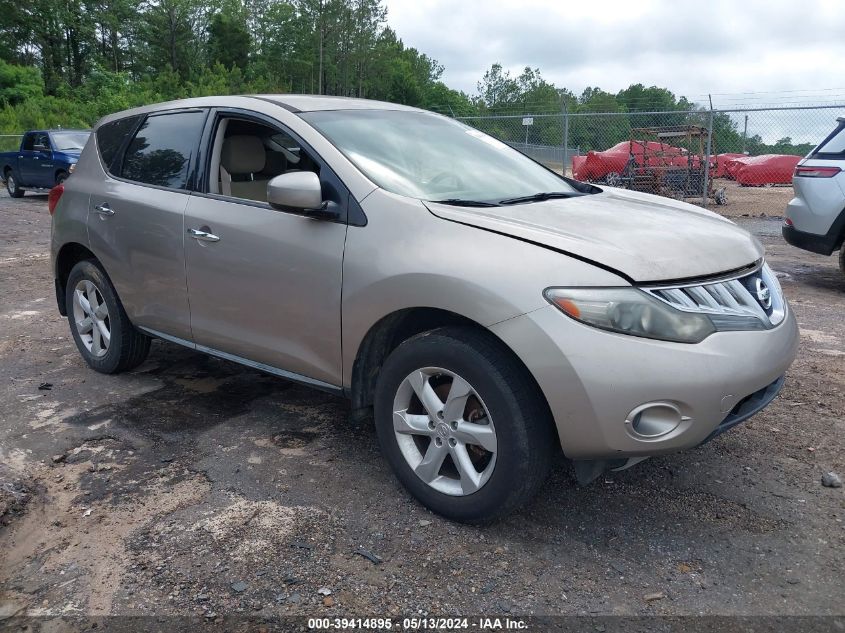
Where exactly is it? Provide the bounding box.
[489,301,799,460]
[701,374,785,444]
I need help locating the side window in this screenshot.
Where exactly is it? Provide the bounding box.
[211,117,320,203]
[269,130,303,168]
[33,133,50,149]
[816,124,845,156]
[96,115,141,175]
[21,134,35,151]
[121,111,206,189]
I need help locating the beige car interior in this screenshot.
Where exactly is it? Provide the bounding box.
[208,118,318,203]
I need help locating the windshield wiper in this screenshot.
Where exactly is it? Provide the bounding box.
[498,191,584,205]
[430,198,500,207]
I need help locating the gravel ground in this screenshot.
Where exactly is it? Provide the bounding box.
[0,185,843,623]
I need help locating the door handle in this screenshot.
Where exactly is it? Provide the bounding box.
[188,228,220,242]
[94,203,114,216]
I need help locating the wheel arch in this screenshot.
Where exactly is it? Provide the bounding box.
[348,307,557,443]
[55,242,99,316]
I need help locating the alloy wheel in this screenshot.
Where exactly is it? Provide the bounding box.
[392,367,497,496]
[72,279,111,357]
[7,175,16,194]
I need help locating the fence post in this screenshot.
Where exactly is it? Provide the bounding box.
[562,98,569,177]
[702,106,714,208]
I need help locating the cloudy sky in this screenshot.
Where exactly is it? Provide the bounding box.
[384,0,845,108]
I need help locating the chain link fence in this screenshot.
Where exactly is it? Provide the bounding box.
[3,105,843,208]
[455,105,845,208]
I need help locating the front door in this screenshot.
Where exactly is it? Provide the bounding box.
[183,113,348,387]
[19,132,53,187]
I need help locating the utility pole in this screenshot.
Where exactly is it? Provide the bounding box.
[317,0,324,95]
[562,95,569,177]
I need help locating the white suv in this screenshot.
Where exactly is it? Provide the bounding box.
[784,116,845,274]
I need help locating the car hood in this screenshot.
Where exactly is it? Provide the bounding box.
[425,187,764,283]
[54,149,82,159]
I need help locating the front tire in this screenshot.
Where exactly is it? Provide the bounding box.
[66,260,150,374]
[6,171,24,198]
[374,326,556,524]
[56,170,68,186]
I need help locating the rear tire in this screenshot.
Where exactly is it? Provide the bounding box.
[6,171,24,198]
[66,260,150,374]
[839,248,845,278]
[374,326,556,524]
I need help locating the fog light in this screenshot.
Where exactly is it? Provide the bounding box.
[626,402,688,438]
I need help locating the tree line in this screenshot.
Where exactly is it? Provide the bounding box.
[0,0,472,134]
[0,2,814,158]
[470,65,814,157]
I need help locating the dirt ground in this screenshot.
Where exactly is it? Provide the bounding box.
[0,183,843,625]
[562,170,796,220]
[711,179,796,220]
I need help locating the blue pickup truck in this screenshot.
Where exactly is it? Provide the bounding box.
[1,129,90,197]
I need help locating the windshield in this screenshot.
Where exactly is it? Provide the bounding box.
[51,131,90,151]
[300,110,575,202]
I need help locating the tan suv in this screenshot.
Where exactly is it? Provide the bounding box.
[50,95,798,522]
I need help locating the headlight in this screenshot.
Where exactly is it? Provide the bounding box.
[544,287,716,343]
[68,163,76,174]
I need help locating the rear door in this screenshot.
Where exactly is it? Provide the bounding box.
[86,109,208,341]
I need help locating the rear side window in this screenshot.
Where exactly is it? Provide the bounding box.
[814,122,845,157]
[96,116,141,173]
[120,111,207,189]
[21,134,35,151]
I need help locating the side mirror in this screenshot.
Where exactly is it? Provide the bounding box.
[34,144,51,153]
[267,171,338,220]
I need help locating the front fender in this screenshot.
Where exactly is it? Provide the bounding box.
[340,189,627,386]
[53,152,80,172]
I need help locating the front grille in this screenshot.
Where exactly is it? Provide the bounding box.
[642,263,785,329]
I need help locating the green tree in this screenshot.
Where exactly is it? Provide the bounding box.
[423,82,475,116]
[136,0,206,80]
[0,60,43,105]
[476,63,520,111]
[617,83,692,129]
[571,87,629,151]
[207,5,250,71]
